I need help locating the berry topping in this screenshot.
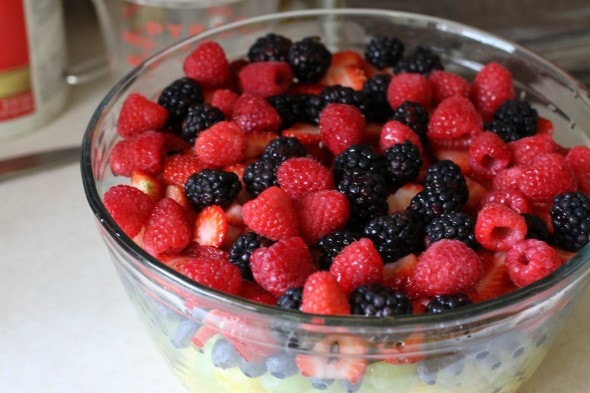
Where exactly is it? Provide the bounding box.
[329,237,384,294]
[231,92,282,134]
[518,153,576,203]
[475,203,528,251]
[110,130,167,177]
[143,198,192,256]
[550,192,590,251]
[379,119,424,154]
[565,146,590,195]
[238,61,294,98]
[181,102,225,144]
[276,157,334,200]
[364,35,405,70]
[505,239,562,287]
[387,72,433,109]
[287,36,332,83]
[117,93,169,139]
[103,185,156,238]
[162,153,205,188]
[296,189,350,244]
[183,41,232,88]
[350,283,413,317]
[428,70,470,105]
[300,271,350,315]
[468,131,512,180]
[427,96,483,142]
[247,33,292,62]
[184,169,242,210]
[469,62,515,121]
[174,256,242,294]
[319,103,366,155]
[194,121,246,167]
[425,294,472,313]
[157,77,203,133]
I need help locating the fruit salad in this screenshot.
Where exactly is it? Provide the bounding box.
[97,26,590,393]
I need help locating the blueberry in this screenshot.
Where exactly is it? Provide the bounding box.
[238,357,267,378]
[309,378,334,390]
[266,351,298,379]
[211,338,240,369]
[170,319,200,349]
[340,379,363,393]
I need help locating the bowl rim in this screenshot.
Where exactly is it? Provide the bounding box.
[82,7,590,328]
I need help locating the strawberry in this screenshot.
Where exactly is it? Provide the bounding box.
[319,103,366,155]
[469,62,515,122]
[238,61,294,97]
[250,236,316,298]
[387,72,433,109]
[143,198,192,256]
[210,88,239,118]
[224,201,243,227]
[537,116,554,136]
[565,146,590,195]
[505,239,562,288]
[518,153,576,203]
[379,120,423,154]
[382,253,419,296]
[428,69,470,104]
[386,183,424,213]
[412,239,483,296]
[194,121,246,168]
[276,157,334,200]
[231,92,282,134]
[130,169,163,200]
[191,325,219,349]
[296,189,349,244]
[110,130,168,177]
[237,280,277,306]
[103,184,156,238]
[162,153,205,187]
[300,271,350,315]
[116,93,168,139]
[329,238,383,294]
[281,123,322,146]
[320,50,367,90]
[427,96,483,143]
[464,177,489,216]
[183,41,232,88]
[174,257,242,295]
[241,186,300,240]
[295,334,368,384]
[244,131,279,159]
[193,205,228,247]
[431,148,470,174]
[468,250,515,303]
[164,184,194,215]
[184,242,228,260]
[475,203,528,251]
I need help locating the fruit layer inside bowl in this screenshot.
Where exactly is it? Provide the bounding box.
[95,18,590,393]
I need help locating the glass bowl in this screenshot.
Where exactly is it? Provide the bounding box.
[81,8,590,393]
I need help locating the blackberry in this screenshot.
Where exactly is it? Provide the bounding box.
[181,103,225,144]
[425,212,477,248]
[394,46,444,75]
[184,169,241,210]
[363,210,424,263]
[493,99,538,139]
[364,36,405,70]
[426,294,473,314]
[243,157,279,197]
[350,283,412,317]
[302,93,324,125]
[383,141,423,189]
[277,287,304,311]
[485,119,521,143]
[390,101,430,144]
[247,33,292,62]
[424,160,469,206]
[320,85,368,115]
[362,74,393,122]
[337,168,389,226]
[332,144,389,183]
[317,229,360,270]
[262,136,307,163]
[288,36,332,83]
[408,188,465,223]
[267,94,307,129]
[229,232,271,280]
[550,192,590,251]
[157,77,203,133]
[522,213,551,241]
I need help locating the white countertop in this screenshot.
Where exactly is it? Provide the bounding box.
[0,74,589,393]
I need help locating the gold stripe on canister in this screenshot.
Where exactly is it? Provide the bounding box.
[0,65,31,99]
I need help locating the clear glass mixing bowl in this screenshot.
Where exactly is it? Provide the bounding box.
[82,9,590,393]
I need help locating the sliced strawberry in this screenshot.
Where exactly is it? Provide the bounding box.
[382,253,418,296]
[289,83,324,95]
[537,116,554,136]
[469,250,516,303]
[164,184,194,217]
[464,177,490,215]
[431,148,470,174]
[295,334,368,384]
[281,123,321,146]
[131,169,164,200]
[224,202,243,227]
[321,50,367,90]
[237,280,277,306]
[244,131,278,159]
[193,205,228,247]
[191,325,219,349]
[386,183,424,213]
[379,331,425,365]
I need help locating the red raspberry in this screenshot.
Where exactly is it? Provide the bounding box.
[482,189,532,214]
[492,166,524,192]
[469,62,515,122]
[231,92,282,133]
[505,239,562,287]
[276,157,334,200]
[412,239,482,296]
[518,153,576,203]
[378,120,423,154]
[468,131,512,180]
[507,133,557,167]
[387,72,433,109]
[237,280,277,306]
[110,130,167,177]
[565,146,590,195]
[116,93,168,139]
[143,198,192,256]
[329,238,383,294]
[183,41,232,88]
[296,190,350,244]
[184,243,229,260]
[428,70,470,105]
[241,186,300,240]
[427,96,483,143]
[319,103,366,155]
[194,121,246,167]
[238,61,294,97]
[475,203,528,251]
[162,153,205,187]
[210,88,239,118]
[300,271,351,315]
[103,185,156,238]
[250,236,316,298]
[174,256,242,295]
